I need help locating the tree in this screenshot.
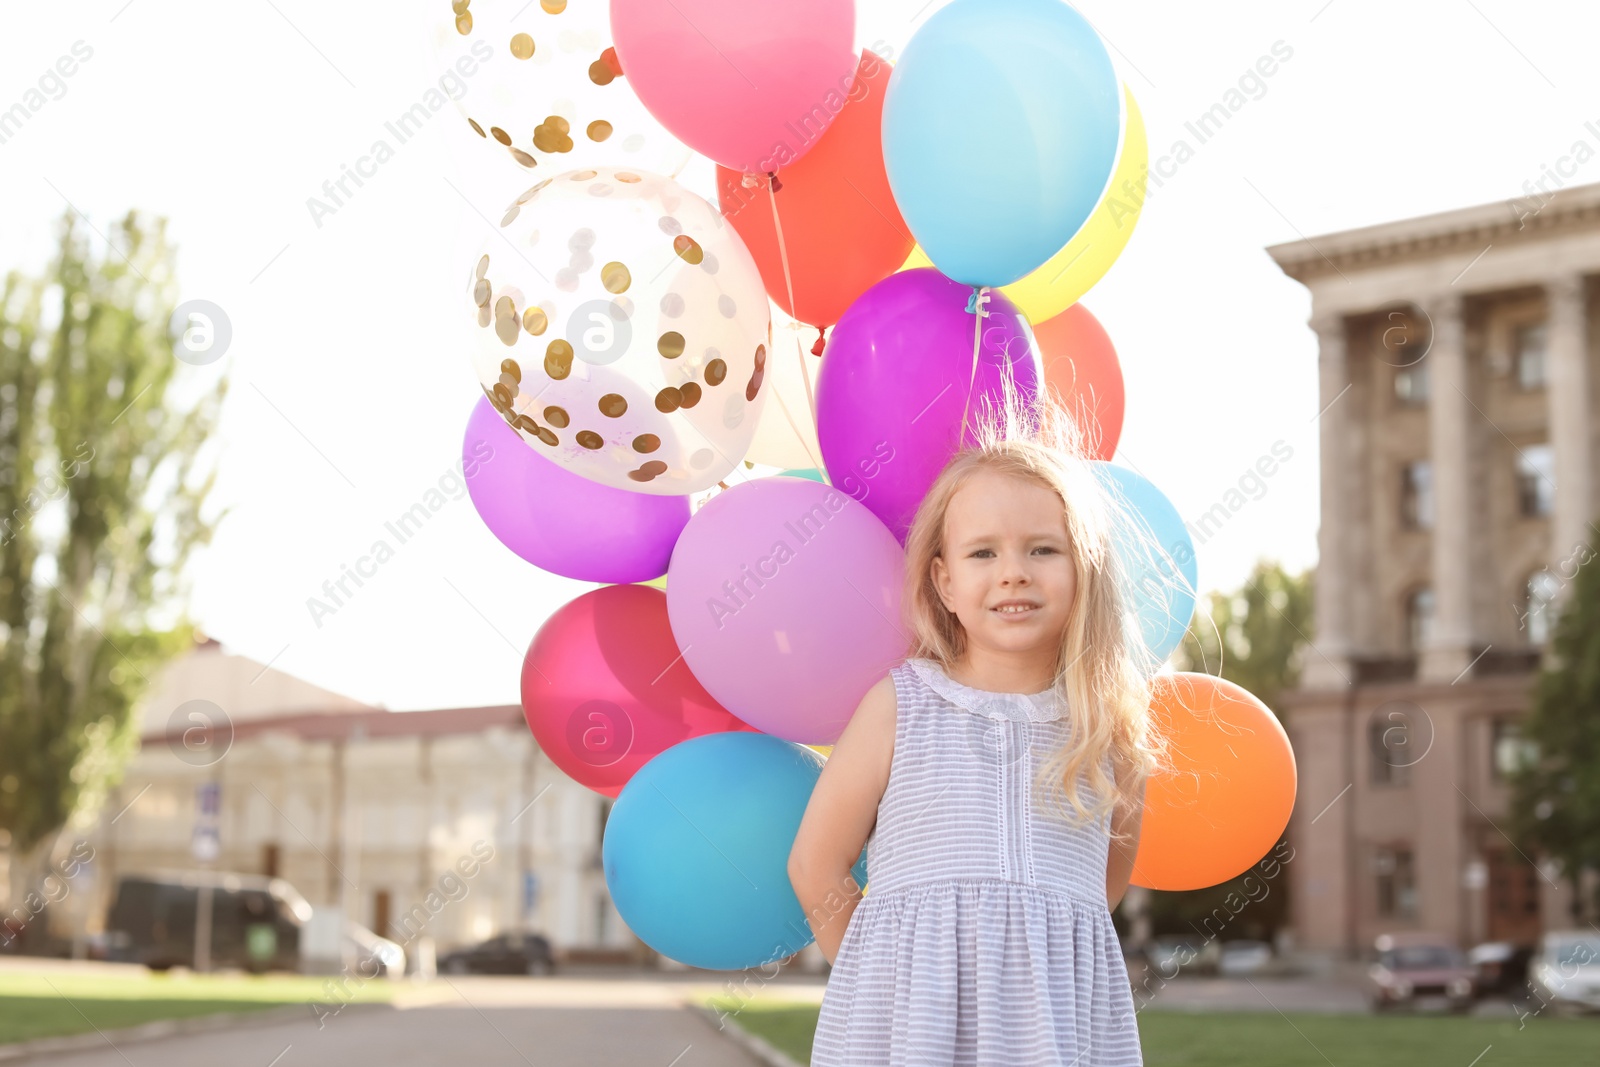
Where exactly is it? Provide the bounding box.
[1141,559,1313,943]
[1507,538,1600,923]
[0,208,226,907]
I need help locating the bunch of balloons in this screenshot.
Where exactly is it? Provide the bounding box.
[443,0,1294,968]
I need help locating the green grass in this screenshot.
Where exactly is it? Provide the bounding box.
[0,971,393,1046]
[707,996,1599,1066]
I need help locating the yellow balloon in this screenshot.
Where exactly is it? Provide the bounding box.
[807,745,833,757]
[900,84,1147,323]
[641,574,668,590]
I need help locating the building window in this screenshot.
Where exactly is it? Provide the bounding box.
[1522,569,1562,644]
[1375,846,1418,920]
[1369,710,1414,786]
[1514,323,1547,389]
[1491,719,1539,781]
[1516,444,1555,518]
[1394,362,1429,405]
[1400,461,1434,528]
[1405,586,1435,653]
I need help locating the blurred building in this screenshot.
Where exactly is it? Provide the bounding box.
[1270,181,1600,962]
[75,636,636,963]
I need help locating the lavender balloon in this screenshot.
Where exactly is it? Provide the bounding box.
[464,397,690,583]
[816,269,1043,541]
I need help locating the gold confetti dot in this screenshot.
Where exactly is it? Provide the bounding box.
[455,11,472,34]
[510,148,538,168]
[494,298,521,346]
[544,406,570,428]
[533,117,574,153]
[522,307,548,335]
[545,339,573,379]
[570,168,597,180]
[679,382,702,408]
[536,426,558,447]
[587,120,614,142]
[451,0,470,14]
[477,305,491,328]
[541,0,567,12]
[655,387,682,413]
[510,33,535,59]
[601,262,631,294]
[616,171,641,183]
[474,279,492,307]
[500,204,520,227]
[576,430,604,450]
[704,359,727,386]
[475,254,490,280]
[501,359,522,383]
[632,434,661,454]
[673,235,704,265]
[658,332,685,358]
[754,343,767,369]
[514,413,539,434]
[598,393,628,418]
[468,118,486,138]
[589,59,616,86]
[492,383,513,409]
[517,179,553,204]
[628,460,668,482]
[746,366,765,401]
[491,126,512,146]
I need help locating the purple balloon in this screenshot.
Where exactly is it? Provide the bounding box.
[666,477,909,745]
[464,397,690,583]
[816,268,1042,541]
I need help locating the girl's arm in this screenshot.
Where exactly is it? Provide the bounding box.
[1105,762,1147,912]
[787,674,896,966]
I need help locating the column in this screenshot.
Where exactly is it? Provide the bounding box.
[1546,274,1593,591]
[1420,292,1475,682]
[1305,312,1355,689]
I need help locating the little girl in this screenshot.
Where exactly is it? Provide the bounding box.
[789,398,1164,1066]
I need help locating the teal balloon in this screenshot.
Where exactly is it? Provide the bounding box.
[1091,462,1198,663]
[779,468,827,483]
[883,0,1121,287]
[602,732,868,970]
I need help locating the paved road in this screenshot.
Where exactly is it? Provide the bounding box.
[24,976,775,1067]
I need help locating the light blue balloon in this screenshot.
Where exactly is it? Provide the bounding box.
[602,732,868,970]
[779,468,828,483]
[1091,462,1198,663]
[883,0,1122,287]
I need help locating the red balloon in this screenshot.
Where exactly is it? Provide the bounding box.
[1032,303,1125,461]
[715,50,913,329]
[520,584,757,797]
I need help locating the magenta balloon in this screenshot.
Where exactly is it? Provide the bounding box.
[464,397,690,583]
[816,268,1043,541]
[666,477,909,745]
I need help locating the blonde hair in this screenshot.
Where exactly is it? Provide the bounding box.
[901,388,1174,843]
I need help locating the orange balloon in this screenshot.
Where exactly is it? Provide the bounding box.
[715,50,913,329]
[1130,673,1296,891]
[1031,303,1124,461]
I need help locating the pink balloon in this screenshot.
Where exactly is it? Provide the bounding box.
[522,584,758,798]
[609,0,859,173]
[666,477,909,744]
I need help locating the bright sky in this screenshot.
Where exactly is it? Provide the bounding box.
[2,0,1596,711]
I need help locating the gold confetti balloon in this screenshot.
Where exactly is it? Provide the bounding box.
[425,0,692,180]
[466,168,771,495]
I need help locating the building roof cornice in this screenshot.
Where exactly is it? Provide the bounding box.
[1267,181,1600,283]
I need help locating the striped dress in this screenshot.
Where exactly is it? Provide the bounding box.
[810,656,1144,1066]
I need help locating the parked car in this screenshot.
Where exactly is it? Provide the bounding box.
[1218,940,1274,977]
[1365,932,1475,1013]
[1144,936,1220,978]
[345,920,405,980]
[106,871,311,972]
[1467,940,1534,997]
[438,933,554,976]
[1526,930,1600,1017]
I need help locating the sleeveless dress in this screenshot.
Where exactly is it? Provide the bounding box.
[809,657,1144,1067]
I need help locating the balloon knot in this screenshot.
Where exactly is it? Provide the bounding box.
[768,170,783,194]
[965,287,992,316]
[739,172,763,190]
[811,327,827,357]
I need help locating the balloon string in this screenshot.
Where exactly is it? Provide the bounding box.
[766,173,819,429]
[959,287,992,442]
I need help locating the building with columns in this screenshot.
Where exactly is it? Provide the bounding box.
[1268,182,1600,961]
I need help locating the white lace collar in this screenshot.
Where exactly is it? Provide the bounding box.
[906,657,1067,723]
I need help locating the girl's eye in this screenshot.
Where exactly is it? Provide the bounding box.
[1033,546,1058,555]
[970,549,994,559]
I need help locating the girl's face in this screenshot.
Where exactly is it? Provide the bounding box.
[930,468,1077,661]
